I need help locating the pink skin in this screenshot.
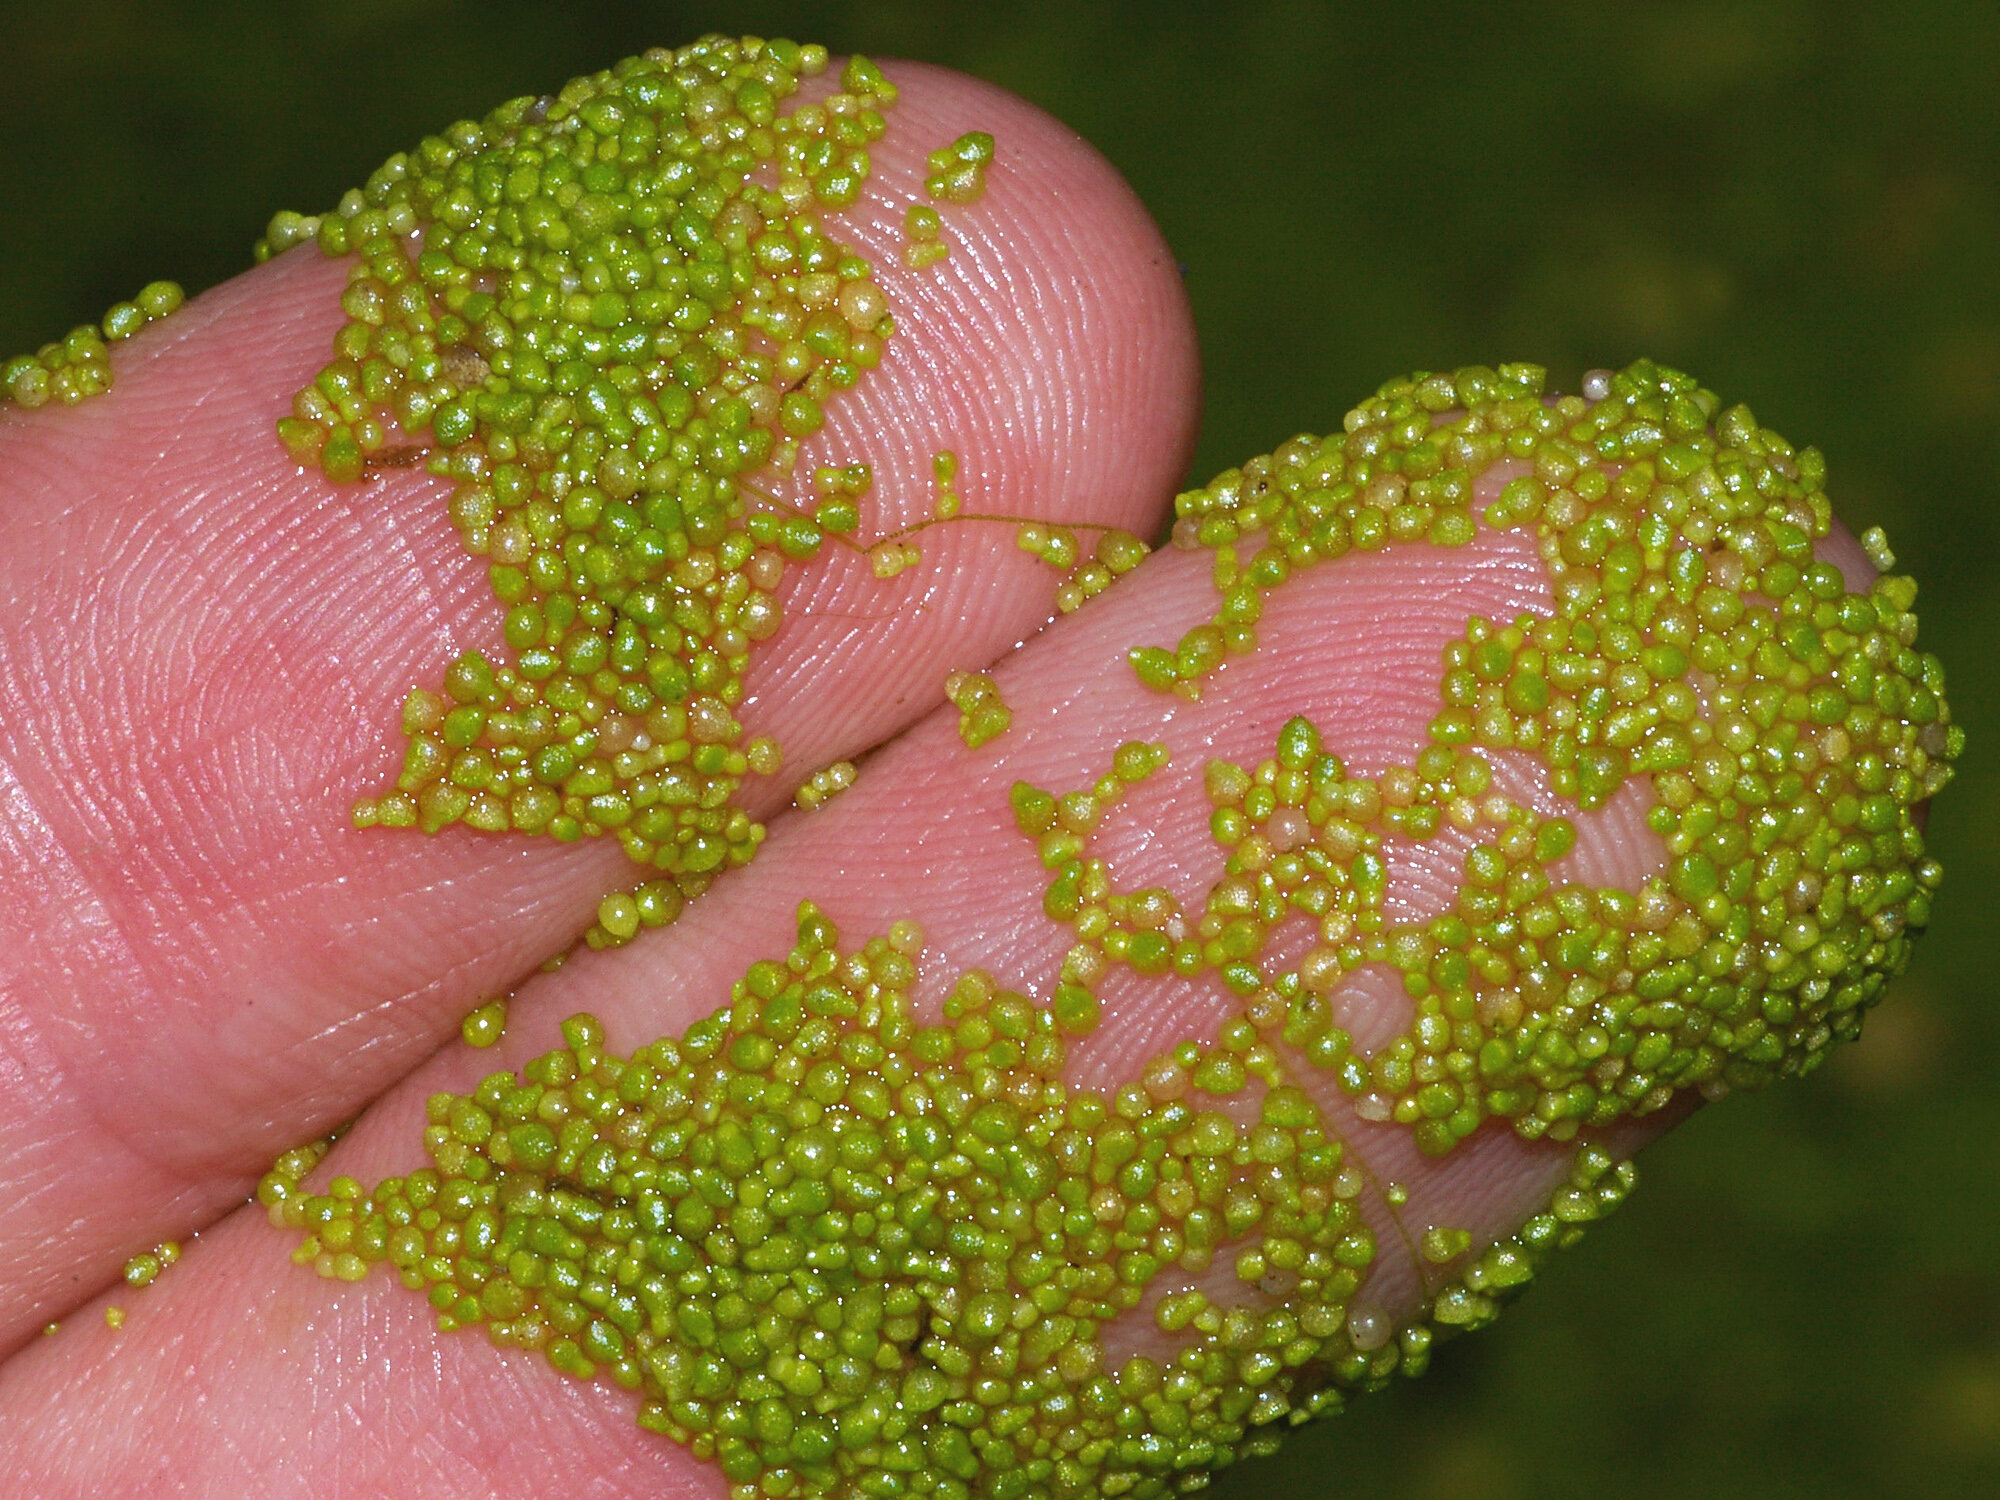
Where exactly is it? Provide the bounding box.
[0,59,1876,1500]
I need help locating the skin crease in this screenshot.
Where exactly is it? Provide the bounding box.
[0,56,1886,1500]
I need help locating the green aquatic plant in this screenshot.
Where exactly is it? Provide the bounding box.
[2,27,1954,1500]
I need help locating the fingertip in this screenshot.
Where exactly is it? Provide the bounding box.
[739,59,1200,767]
[809,58,1201,535]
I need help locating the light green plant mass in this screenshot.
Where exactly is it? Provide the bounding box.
[265,172,1957,1495]
[1087,358,1957,1151]
[268,37,906,933]
[4,23,1942,1500]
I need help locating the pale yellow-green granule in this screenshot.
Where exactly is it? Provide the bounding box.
[903,204,950,270]
[1418,1225,1473,1265]
[932,450,962,519]
[795,760,859,810]
[120,1239,182,1289]
[462,996,510,1049]
[925,131,996,204]
[946,670,1011,749]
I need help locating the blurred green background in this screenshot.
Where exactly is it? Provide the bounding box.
[2,2,1993,1495]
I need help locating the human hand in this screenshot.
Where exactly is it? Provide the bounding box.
[0,43,1952,1499]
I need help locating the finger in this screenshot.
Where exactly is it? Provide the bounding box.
[0,56,1198,1347]
[6,445,1603,1500]
[6,366,1945,1497]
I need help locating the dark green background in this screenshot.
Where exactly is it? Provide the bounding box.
[3,3,1994,1495]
